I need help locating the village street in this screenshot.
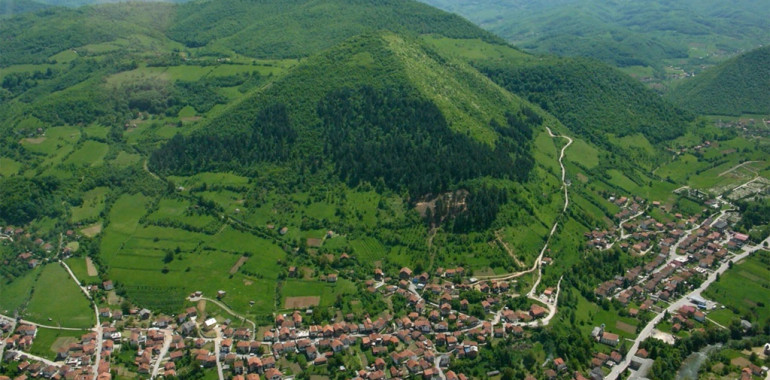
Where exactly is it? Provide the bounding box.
[607,234,770,379]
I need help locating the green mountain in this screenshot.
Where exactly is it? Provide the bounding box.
[419,0,770,73]
[0,0,50,15]
[0,0,694,339]
[167,0,503,58]
[667,46,770,116]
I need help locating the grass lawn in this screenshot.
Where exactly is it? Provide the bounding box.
[0,267,39,315]
[28,327,89,360]
[24,264,95,328]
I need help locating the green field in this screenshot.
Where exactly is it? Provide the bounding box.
[28,327,89,361]
[64,140,109,167]
[64,257,98,282]
[703,250,770,329]
[282,278,357,309]
[24,264,95,328]
[0,158,23,176]
[0,268,39,315]
[70,186,110,223]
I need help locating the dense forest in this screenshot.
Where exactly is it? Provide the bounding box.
[151,85,537,201]
[317,86,534,196]
[476,58,693,144]
[0,176,64,225]
[149,103,296,174]
[668,46,770,116]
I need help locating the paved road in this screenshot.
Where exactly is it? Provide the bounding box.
[151,329,173,379]
[0,317,17,364]
[59,259,102,377]
[213,326,225,380]
[606,235,770,379]
[6,349,61,367]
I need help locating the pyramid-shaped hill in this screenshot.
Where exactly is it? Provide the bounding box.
[150,32,549,197]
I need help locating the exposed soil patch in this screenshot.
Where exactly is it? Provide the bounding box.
[230,256,248,275]
[615,320,636,334]
[81,223,102,238]
[22,137,46,144]
[85,257,98,277]
[284,296,320,309]
[730,357,750,367]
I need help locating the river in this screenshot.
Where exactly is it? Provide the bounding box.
[676,344,722,380]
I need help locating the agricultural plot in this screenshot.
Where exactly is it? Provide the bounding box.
[64,140,109,167]
[101,194,283,316]
[282,278,357,309]
[147,197,221,230]
[349,237,388,264]
[111,151,142,167]
[64,257,98,282]
[24,264,94,328]
[565,138,600,169]
[19,126,80,155]
[703,250,770,329]
[29,328,88,361]
[70,186,109,223]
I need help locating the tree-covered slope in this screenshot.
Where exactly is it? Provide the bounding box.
[150,33,540,197]
[667,46,770,116]
[422,37,693,148]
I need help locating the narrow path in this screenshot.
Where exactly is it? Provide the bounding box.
[194,297,256,340]
[5,350,61,367]
[718,160,759,177]
[214,326,225,380]
[478,127,572,282]
[495,230,524,268]
[143,158,160,181]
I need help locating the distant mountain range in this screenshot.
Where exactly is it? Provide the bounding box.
[419,0,770,72]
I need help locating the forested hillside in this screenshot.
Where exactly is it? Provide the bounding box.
[476,57,693,144]
[149,33,539,198]
[668,46,770,116]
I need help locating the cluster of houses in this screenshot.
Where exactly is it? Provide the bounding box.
[1,323,113,380]
[2,324,37,355]
[1,227,74,271]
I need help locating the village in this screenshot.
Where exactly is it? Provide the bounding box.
[2,185,769,380]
